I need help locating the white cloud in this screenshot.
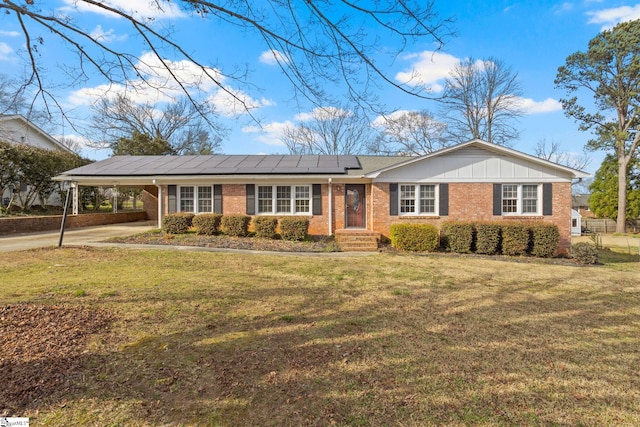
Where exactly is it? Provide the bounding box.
[53,133,92,149]
[68,83,175,106]
[0,30,20,37]
[0,42,14,61]
[207,87,273,117]
[294,106,351,122]
[587,4,640,29]
[242,121,291,146]
[515,97,562,114]
[90,25,128,43]
[395,51,460,92]
[68,52,227,106]
[371,110,415,128]
[259,50,289,65]
[60,0,185,20]
[552,2,574,15]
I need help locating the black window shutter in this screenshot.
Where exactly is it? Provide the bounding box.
[493,184,502,216]
[168,185,177,213]
[312,184,322,215]
[213,184,223,214]
[439,183,449,216]
[543,183,553,216]
[246,184,255,215]
[389,183,398,216]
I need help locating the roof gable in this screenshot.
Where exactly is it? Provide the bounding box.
[0,114,72,153]
[366,139,589,182]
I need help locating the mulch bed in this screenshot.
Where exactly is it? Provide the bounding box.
[0,304,113,415]
[108,232,342,253]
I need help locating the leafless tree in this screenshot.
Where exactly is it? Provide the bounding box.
[534,139,591,172]
[0,73,50,130]
[90,94,224,155]
[440,57,523,146]
[370,110,448,155]
[281,106,374,155]
[0,1,453,125]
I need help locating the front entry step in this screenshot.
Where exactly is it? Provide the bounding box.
[335,230,380,252]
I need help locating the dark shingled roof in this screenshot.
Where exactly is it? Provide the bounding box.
[62,155,363,176]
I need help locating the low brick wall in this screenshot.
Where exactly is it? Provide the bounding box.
[0,211,148,235]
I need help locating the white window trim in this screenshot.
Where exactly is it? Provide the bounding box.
[502,183,541,216]
[256,184,312,215]
[398,183,439,216]
[177,185,214,214]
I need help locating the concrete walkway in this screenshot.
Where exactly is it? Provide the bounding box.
[0,221,156,252]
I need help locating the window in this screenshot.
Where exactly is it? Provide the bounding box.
[295,186,310,213]
[399,184,437,215]
[501,184,540,215]
[198,186,212,212]
[180,186,194,212]
[257,185,312,215]
[502,184,518,213]
[178,186,215,213]
[522,185,538,214]
[276,186,291,213]
[258,186,273,213]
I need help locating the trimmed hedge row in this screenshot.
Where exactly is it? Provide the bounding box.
[390,220,560,258]
[162,213,309,241]
[390,223,439,252]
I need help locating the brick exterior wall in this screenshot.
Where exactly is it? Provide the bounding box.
[154,181,573,255]
[142,186,158,225]
[0,211,148,235]
[158,183,334,235]
[370,182,573,255]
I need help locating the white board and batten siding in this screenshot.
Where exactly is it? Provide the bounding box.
[374,146,576,183]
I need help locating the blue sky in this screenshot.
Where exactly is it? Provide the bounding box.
[1,1,639,173]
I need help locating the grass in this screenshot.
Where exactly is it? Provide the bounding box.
[1,247,640,426]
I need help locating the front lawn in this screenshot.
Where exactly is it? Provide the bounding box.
[1,248,639,426]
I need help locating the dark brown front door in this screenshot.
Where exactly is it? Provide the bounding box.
[345,184,366,228]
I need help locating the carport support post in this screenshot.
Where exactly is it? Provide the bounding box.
[58,182,75,248]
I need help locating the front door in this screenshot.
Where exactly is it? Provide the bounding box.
[345,184,366,228]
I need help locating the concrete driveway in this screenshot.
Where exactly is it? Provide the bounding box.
[0,221,156,252]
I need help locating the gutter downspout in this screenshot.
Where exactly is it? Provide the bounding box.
[328,178,333,236]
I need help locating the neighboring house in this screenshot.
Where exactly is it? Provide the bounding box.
[571,209,582,236]
[1,114,72,207]
[55,139,589,254]
[0,114,71,152]
[572,194,595,218]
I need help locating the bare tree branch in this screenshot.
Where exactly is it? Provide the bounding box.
[281,105,374,155]
[440,57,523,146]
[0,0,453,126]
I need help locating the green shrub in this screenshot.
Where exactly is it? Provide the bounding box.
[390,223,439,252]
[529,223,559,257]
[253,216,279,239]
[193,213,222,235]
[474,222,502,255]
[440,221,474,253]
[279,217,309,241]
[501,223,529,256]
[571,242,599,264]
[162,212,194,234]
[221,214,251,237]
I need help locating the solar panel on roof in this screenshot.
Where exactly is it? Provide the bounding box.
[58,154,365,177]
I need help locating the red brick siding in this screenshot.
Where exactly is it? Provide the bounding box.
[0,211,148,235]
[169,183,333,236]
[371,182,573,255]
[142,185,158,224]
